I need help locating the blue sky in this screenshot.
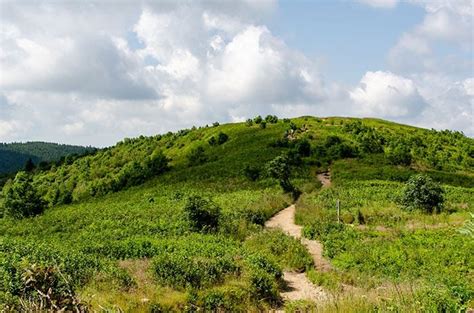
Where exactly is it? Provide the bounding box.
[271,1,426,83]
[0,0,472,146]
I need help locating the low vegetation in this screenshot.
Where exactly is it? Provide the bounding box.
[0,116,472,310]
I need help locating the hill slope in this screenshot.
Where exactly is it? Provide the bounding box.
[0,116,473,311]
[0,141,96,174]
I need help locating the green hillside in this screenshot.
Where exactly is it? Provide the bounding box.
[0,141,97,174]
[0,116,473,311]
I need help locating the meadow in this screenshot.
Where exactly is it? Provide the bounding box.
[0,116,473,311]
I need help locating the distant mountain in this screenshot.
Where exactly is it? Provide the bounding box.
[0,141,96,174]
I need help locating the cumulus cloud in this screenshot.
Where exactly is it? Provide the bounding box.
[0,0,472,145]
[350,71,427,119]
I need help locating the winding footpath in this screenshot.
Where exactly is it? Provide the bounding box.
[265,171,332,303]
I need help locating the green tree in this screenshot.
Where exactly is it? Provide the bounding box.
[266,155,295,194]
[401,174,444,213]
[146,150,170,175]
[24,158,36,172]
[3,171,46,218]
[253,115,263,124]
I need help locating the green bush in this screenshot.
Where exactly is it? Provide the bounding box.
[265,115,279,124]
[3,172,46,218]
[386,142,412,166]
[248,269,279,302]
[217,132,229,145]
[152,250,237,289]
[184,196,221,232]
[253,115,263,124]
[187,146,208,166]
[401,174,445,213]
[243,165,261,181]
[266,155,293,193]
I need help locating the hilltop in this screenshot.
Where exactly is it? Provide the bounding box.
[0,116,473,311]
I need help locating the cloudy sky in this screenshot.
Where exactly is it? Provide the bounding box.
[0,0,472,146]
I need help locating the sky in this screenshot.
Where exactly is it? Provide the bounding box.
[0,0,472,147]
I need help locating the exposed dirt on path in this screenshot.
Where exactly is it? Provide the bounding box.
[265,170,334,304]
[265,205,332,272]
[265,205,331,303]
[317,171,331,188]
[280,272,327,302]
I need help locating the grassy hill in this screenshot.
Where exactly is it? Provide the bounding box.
[0,141,96,175]
[0,116,473,311]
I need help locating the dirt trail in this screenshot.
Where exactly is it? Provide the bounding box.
[317,171,331,188]
[265,171,332,303]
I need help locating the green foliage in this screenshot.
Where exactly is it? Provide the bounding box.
[253,115,263,124]
[208,132,228,146]
[259,121,267,129]
[3,172,46,218]
[152,238,238,289]
[459,213,474,237]
[187,146,207,166]
[401,174,445,213]
[245,119,253,127]
[265,115,279,124]
[1,116,473,310]
[243,165,261,181]
[0,141,96,174]
[184,196,221,232]
[24,158,35,172]
[266,155,294,193]
[385,141,412,166]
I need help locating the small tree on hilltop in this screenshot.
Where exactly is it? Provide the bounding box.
[3,171,46,218]
[401,174,444,213]
[266,155,300,199]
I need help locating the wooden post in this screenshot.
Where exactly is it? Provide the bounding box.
[337,199,340,223]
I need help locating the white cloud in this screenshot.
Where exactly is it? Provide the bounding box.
[0,0,471,145]
[350,71,427,118]
[358,0,399,9]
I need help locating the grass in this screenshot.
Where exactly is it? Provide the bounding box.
[1,116,473,310]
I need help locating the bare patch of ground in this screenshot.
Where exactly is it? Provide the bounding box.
[317,171,331,188]
[265,205,331,302]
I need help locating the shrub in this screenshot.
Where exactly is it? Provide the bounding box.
[245,119,253,127]
[253,116,263,124]
[386,142,412,166]
[217,132,229,145]
[3,172,46,218]
[152,250,237,289]
[248,269,279,302]
[265,115,278,124]
[295,139,311,157]
[401,174,445,213]
[187,146,208,166]
[259,121,267,129]
[266,155,294,193]
[20,264,86,311]
[208,136,217,146]
[243,165,261,181]
[184,196,221,232]
[212,122,220,127]
[146,150,170,175]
